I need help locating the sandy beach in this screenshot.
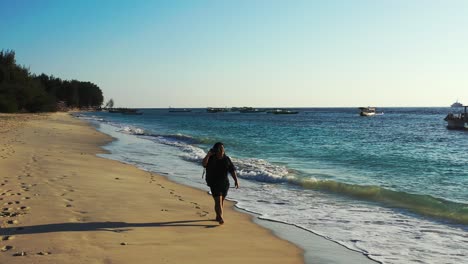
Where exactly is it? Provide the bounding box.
[0,113,303,263]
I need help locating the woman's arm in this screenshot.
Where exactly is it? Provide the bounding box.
[231,171,239,189]
[226,157,239,188]
[202,151,213,167]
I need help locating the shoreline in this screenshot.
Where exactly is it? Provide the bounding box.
[81,112,378,264]
[238,207,379,264]
[0,113,303,263]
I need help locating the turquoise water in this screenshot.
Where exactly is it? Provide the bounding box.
[80,107,468,264]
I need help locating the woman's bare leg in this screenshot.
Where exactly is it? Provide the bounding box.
[214,195,224,224]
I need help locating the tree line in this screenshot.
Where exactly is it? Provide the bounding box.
[0,49,104,113]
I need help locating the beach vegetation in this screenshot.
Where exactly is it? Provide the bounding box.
[104,98,114,109]
[0,49,103,113]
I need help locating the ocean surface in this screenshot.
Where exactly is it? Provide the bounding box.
[78,107,467,264]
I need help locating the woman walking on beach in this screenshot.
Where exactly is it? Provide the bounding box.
[202,142,239,225]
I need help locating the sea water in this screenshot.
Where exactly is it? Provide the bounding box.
[78,108,467,264]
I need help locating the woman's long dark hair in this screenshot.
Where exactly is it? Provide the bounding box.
[212,142,224,154]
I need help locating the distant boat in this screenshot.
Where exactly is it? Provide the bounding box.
[444,105,468,129]
[109,108,143,115]
[169,107,192,112]
[239,107,265,113]
[358,107,383,116]
[122,111,143,115]
[451,100,463,107]
[266,109,299,114]
[207,107,231,113]
[121,109,143,115]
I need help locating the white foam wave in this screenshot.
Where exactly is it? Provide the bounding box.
[139,134,292,183]
[120,126,145,135]
[234,158,292,183]
[74,114,105,122]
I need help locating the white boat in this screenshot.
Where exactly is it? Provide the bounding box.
[444,106,468,129]
[206,107,231,113]
[451,100,463,107]
[239,107,265,113]
[358,107,377,116]
[169,107,191,112]
[266,109,299,114]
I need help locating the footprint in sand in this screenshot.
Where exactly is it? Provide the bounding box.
[69,216,87,222]
[1,245,14,252]
[5,202,14,205]
[2,211,18,217]
[197,211,209,217]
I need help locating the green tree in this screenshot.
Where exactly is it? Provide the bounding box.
[0,49,104,113]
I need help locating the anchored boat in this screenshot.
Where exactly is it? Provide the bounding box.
[451,100,463,108]
[266,109,299,114]
[109,108,143,115]
[358,107,380,116]
[169,107,192,112]
[444,106,468,129]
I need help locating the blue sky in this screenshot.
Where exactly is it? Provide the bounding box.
[2,0,468,107]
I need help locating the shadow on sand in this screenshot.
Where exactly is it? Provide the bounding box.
[1,220,219,235]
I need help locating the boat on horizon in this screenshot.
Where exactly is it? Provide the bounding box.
[109,108,143,115]
[168,107,192,112]
[266,109,299,114]
[206,107,231,113]
[239,107,265,113]
[444,105,468,129]
[451,100,463,107]
[358,107,383,116]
